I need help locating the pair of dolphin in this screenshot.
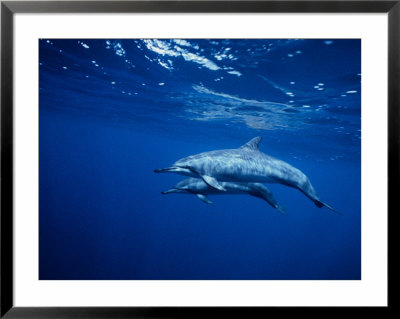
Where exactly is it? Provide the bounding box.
[155,137,338,214]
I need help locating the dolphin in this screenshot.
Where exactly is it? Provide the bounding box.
[154,137,339,213]
[162,178,286,215]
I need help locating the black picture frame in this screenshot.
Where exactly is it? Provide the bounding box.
[1,1,396,317]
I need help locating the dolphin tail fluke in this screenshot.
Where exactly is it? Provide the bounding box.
[249,185,287,215]
[260,195,287,215]
[275,204,287,215]
[315,200,341,214]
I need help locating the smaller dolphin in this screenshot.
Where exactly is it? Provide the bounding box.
[161,178,286,215]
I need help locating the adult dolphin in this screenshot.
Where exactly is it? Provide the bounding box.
[162,178,286,215]
[154,137,338,213]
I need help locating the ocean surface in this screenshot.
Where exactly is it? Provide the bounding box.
[39,39,361,280]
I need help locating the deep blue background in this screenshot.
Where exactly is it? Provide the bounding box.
[39,39,361,280]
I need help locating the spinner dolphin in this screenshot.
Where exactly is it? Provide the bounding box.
[162,178,286,215]
[155,137,338,213]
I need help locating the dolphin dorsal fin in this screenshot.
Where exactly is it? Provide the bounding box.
[240,137,262,151]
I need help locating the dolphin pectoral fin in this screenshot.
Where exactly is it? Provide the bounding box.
[179,165,226,191]
[196,194,213,204]
[315,200,341,215]
[201,175,226,191]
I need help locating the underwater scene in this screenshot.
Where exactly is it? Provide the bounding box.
[39,39,361,280]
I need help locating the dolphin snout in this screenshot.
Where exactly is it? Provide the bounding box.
[154,166,189,174]
[154,167,173,173]
[161,188,186,194]
[161,189,175,194]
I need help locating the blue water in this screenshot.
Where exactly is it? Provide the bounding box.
[39,39,361,280]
